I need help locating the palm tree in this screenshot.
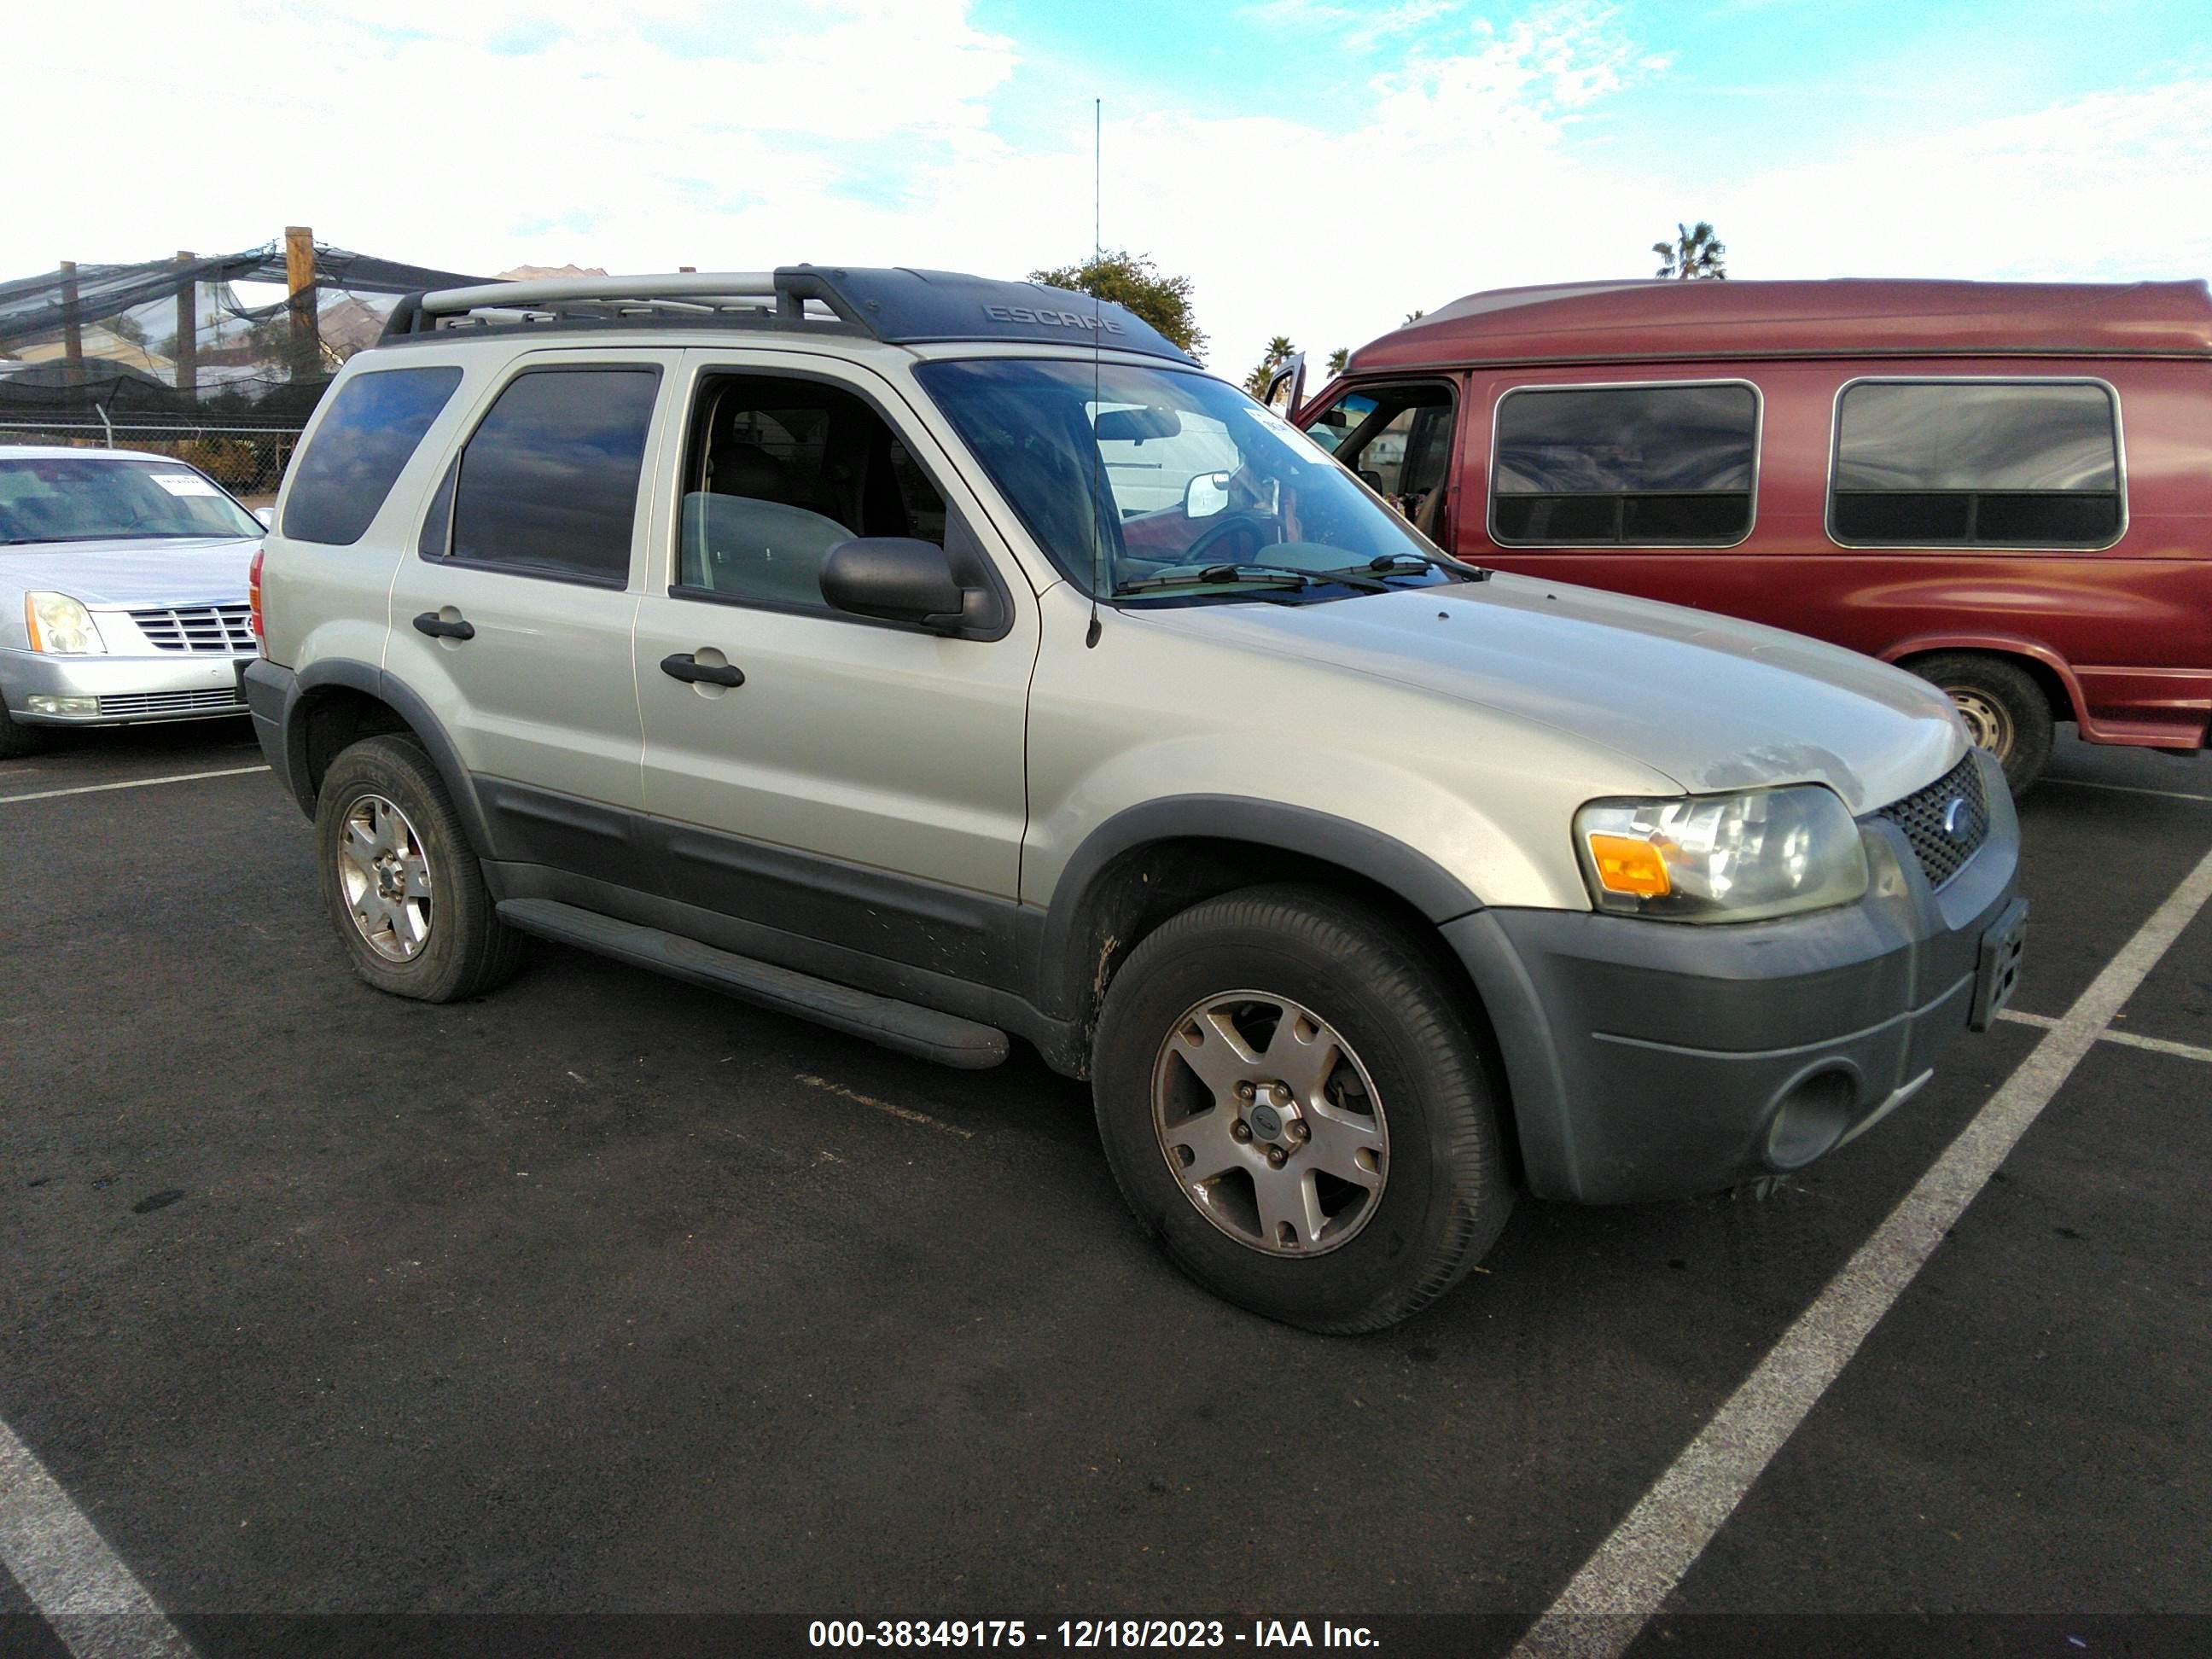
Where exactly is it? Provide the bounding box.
[1243,335,1298,398]
[1653,221,1726,280]
[1402,309,1427,324]
[1326,346,1349,375]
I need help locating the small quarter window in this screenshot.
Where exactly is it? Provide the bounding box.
[282,366,462,545]
[439,366,659,584]
[1831,381,2121,548]
[1490,382,1758,546]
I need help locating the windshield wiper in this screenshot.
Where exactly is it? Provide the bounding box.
[1334,550,1492,583]
[1114,562,1315,596]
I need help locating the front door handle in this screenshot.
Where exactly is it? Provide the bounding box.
[661,652,745,688]
[412,611,475,641]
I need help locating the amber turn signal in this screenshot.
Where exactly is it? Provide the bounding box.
[1586,833,1672,898]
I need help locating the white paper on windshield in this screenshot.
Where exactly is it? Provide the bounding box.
[149,472,221,497]
[1239,404,1332,464]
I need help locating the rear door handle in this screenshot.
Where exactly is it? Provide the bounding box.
[661,653,745,688]
[412,611,475,640]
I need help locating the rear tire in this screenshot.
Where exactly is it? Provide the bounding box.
[1091,884,1514,1334]
[315,735,523,1002]
[1911,652,2053,796]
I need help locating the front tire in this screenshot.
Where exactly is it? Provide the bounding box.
[0,716,48,759]
[315,735,522,1002]
[1911,652,2053,796]
[1091,885,1514,1334]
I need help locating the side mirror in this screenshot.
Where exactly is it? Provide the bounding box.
[1184,472,1231,520]
[820,536,1004,638]
[1356,468,1385,492]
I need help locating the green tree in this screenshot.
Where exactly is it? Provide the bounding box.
[1326,346,1349,375]
[1243,335,1298,398]
[1653,220,1727,280]
[1028,248,1208,362]
[1402,309,1427,324]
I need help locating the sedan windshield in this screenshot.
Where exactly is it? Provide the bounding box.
[0,455,263,547]
[914,358,1453,602]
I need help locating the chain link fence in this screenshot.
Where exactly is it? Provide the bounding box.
[0,421,300,504]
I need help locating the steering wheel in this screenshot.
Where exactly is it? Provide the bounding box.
[1181,509,1273,566]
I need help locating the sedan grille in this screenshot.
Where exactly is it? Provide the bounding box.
[96,688,246,718]
[131,604,255,653]
[1873,753,1990,888]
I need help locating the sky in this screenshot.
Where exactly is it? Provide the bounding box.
[7,0,2210,379]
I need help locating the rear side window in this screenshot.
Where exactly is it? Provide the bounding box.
[282,366,462,545]
[1831,381,2122,548]
[1490,382,1758,546]
[439,366,659,584]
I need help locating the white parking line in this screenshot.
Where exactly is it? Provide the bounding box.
[0,1417,195,1657]
[2042,777,2212,806]
[0,765,268,806]
[1514,840,2212,1659]
[2000,1008,2212,1063]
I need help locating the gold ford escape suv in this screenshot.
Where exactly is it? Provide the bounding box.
[246,266,2028,1332]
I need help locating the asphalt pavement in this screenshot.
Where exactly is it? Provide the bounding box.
[1,719,2206,1657]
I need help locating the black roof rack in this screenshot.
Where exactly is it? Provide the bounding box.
[381,265,1197,364]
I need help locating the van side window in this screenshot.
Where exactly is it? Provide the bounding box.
[282,366,462,546]
[1831,381,2121,548]
[439,366,659,585]
[673,372,951,614]
[1490,383,1758,546]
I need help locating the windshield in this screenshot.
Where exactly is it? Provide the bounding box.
[914,358,1451,602]
[0,455,264,547]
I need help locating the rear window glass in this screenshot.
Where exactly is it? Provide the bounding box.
[439,367,659,585]
[1831,381,2122,547]
[1491,382,1758,546]
[282,366,462,545]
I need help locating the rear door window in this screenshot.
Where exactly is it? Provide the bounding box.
[1490,381,1759,546]
[282,365,462,545]
[1830,381,2122,548]
[434,366,660,585]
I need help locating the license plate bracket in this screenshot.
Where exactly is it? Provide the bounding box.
[1970,896,2029,1031]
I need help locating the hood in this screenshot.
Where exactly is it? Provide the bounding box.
[1143,575,1966,814]
[1,536,259,608]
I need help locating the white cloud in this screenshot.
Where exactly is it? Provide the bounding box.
[4,2,2206,387]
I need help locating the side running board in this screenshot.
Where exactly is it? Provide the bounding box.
[496,898,1010,1070]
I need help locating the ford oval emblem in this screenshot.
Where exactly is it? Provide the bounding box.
[1941,796,1971,841]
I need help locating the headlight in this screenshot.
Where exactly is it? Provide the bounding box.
[24,591,107,655]
[1575,785,1868,923]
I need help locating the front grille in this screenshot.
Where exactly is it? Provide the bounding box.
[96,688,246,718]
[130,604,254,653]
[1873,752,1990,888]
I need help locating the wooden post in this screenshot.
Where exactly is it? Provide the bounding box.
[284,225,318,380]
[174,251,198,399]
[59,259,84,392]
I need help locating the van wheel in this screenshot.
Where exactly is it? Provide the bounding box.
[1911,653,2053,796]
[1091,885,1514,1334]
[315,735,523,1002]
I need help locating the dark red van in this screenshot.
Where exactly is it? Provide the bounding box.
[1292,279,2212,791]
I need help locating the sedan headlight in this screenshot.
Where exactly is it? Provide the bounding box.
[24,591,107,655]
[1575,785,1868,923]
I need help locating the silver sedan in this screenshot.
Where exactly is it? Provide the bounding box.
[0,446,265,756]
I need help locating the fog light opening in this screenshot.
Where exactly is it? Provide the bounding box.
[1766,1069,1857,1170]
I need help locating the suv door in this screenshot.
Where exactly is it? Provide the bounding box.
[386,350,678,849]
[630,350,1037,987]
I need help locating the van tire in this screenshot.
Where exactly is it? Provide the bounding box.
[1911,652,2053,796]
[315,735,524,1003]
[1091,884,1514,1334]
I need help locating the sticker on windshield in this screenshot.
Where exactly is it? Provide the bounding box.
[149,472,220,497]
[1240,404,1330,463]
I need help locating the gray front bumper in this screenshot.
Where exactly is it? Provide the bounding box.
[2,646,252,725]
[1448,748,2024,1204]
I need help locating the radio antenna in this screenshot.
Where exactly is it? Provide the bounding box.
[1086,96,1104,649]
